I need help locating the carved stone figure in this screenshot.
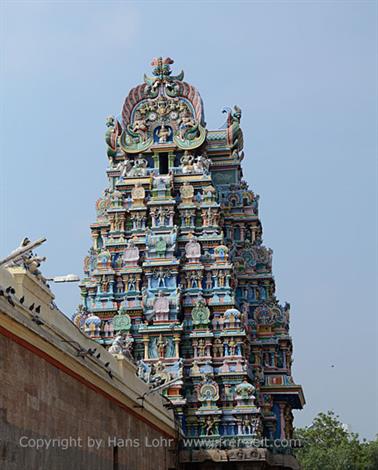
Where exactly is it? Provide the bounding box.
[156,237,167,257]
[117,159,133,178]
[152,174,172,199]
[185,237,201,262]
[180,151,194,173]
[123,239,139,266]
[235,379,255,400]
[191,360,200,376]
[165,337,176,357]
[178,111,197,140]
[214,244,229,262]
[131,183,146,206]
[205,272,213,290]
[193,153,211,175]
[204,416,216,436]
[145,227,177,259]
[132,113,147,135]
[148,337,158,358]
[154,291,170,316]
[180,182,194,204]
[109,333,134,356]
[97,249,111,269]
[197,339,206,357]
[213,338,223,358]
[150,361,172,386]
[157,125,172,143]
[157,334,166,357]
[129,157,148,177]
[105,115,121,161]
[137,360,152,383]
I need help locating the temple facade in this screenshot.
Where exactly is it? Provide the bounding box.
[74,57,304,465]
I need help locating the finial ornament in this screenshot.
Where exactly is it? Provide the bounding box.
[146,57,184,82]
[143,57,184,98]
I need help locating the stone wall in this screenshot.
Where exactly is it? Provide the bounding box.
[0,332,177,470]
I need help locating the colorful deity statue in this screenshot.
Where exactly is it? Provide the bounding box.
[123,238,139,266]
[153,291,170,321]
[180,182,194,205]
[178,110,197,140]
[131,182,146,207]
[235,379,255,400]
[180,151,194,173]
[185,236,201,263]
[157,125,172,143]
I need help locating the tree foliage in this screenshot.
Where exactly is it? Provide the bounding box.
[294,411,378,470]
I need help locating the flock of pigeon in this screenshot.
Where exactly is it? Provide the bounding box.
[1,285,44,325]
[0,285,113,379]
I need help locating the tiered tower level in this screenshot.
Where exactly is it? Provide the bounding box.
[75,58,304,445]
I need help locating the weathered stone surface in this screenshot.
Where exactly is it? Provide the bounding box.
[0,333,177,470]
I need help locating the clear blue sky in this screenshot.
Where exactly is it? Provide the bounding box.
[1,0,377,439]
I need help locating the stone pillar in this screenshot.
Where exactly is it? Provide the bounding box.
[168,152,175,169]
[240,224,245,241]
[91,232,98,249]
[143,336,149,359]
[152,152,159,170]
[174,335,180,357]
[279,403,286,440]
[282,348,287,368]
[169,209,174,226]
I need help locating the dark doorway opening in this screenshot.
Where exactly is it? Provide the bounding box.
[159,153,169,175]
[113,445,118,470]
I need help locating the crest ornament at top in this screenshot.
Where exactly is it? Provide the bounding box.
[144,57,184,97]
[120,57,206,153]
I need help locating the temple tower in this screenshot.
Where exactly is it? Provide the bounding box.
[74,57,304,458]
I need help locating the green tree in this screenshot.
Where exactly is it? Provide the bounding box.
[359,438,378,470]
[294,411,378,470]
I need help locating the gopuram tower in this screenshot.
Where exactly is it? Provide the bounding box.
[75,57,304,466]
